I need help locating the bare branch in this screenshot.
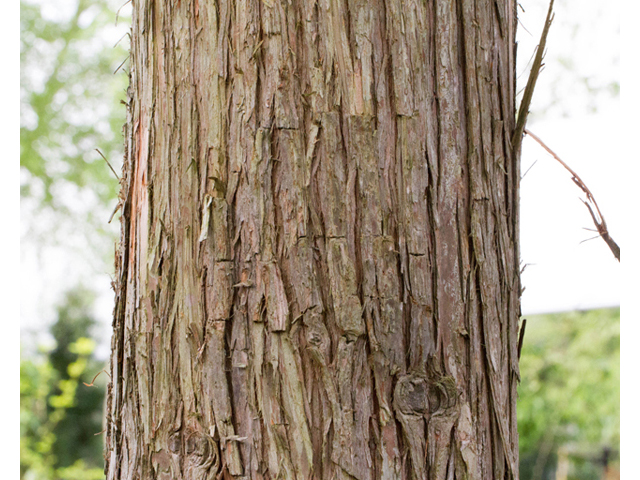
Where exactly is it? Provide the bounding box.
[525,129,620,262]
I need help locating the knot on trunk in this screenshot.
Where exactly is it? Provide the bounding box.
[304,311,331,362]
[427,374,458,413]
[393,373,459,417]
[185,429,219,470]
[169,431,182,454]
[393,374,429,415]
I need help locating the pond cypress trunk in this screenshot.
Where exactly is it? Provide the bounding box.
[105,1,522,478]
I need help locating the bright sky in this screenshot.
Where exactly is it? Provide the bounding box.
[519,110,622,314]
[515,0,622,315]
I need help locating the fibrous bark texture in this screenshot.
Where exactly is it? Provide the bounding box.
[105,0,522,479]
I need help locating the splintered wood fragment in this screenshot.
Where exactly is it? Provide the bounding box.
[517,319,527,361]
[198,194,213,242]
[525,129,620,261]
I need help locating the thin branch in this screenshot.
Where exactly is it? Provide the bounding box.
[512,0,555,159]
[521,159,538,180]
[580,235,600,245]
[525,129,620,262]
[113,32,130,49]
[116,0,132,26]
[96,148,120,180]
[113,54,130,75]
[83,369,111,387]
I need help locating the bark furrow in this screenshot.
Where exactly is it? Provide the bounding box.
[106,1,521,479]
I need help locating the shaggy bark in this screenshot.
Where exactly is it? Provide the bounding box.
[105,0,522,479]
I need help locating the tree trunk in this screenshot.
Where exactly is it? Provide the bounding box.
[105,1,522,479]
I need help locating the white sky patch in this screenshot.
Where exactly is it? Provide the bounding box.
[519,108,622,314]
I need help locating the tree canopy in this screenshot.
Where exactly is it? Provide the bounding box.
[518,308,620,479]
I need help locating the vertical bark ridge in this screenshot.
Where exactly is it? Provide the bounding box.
[107,1,521,479]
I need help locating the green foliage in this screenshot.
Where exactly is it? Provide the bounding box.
[20,345,106,480]
[20,0,128,207]
[21,352,57,479]
[20,5,126,473]
[518,308,619,480]
[21,0,131,355]
[21,288,107,480]
[49,288,98,378]
[20,0,130,275]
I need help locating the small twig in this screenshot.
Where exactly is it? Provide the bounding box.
[114,54,130,75]
[520,263,532,274]
[96,149,120,180]
[521,159,538,180]
[115,0,132,26]
[525,129,620,262]
[517,17,533,38]
[113,32,130,49]
[582,199,620,260]
[580,235,601,245]
[83,369,111,387]
[108,203,122,224]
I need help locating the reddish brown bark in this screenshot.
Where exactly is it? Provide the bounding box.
[106,1,522,479]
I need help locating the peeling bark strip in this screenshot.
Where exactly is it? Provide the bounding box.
[106,1,521,479]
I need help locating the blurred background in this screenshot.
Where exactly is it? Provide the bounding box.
[19,0,621,479]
